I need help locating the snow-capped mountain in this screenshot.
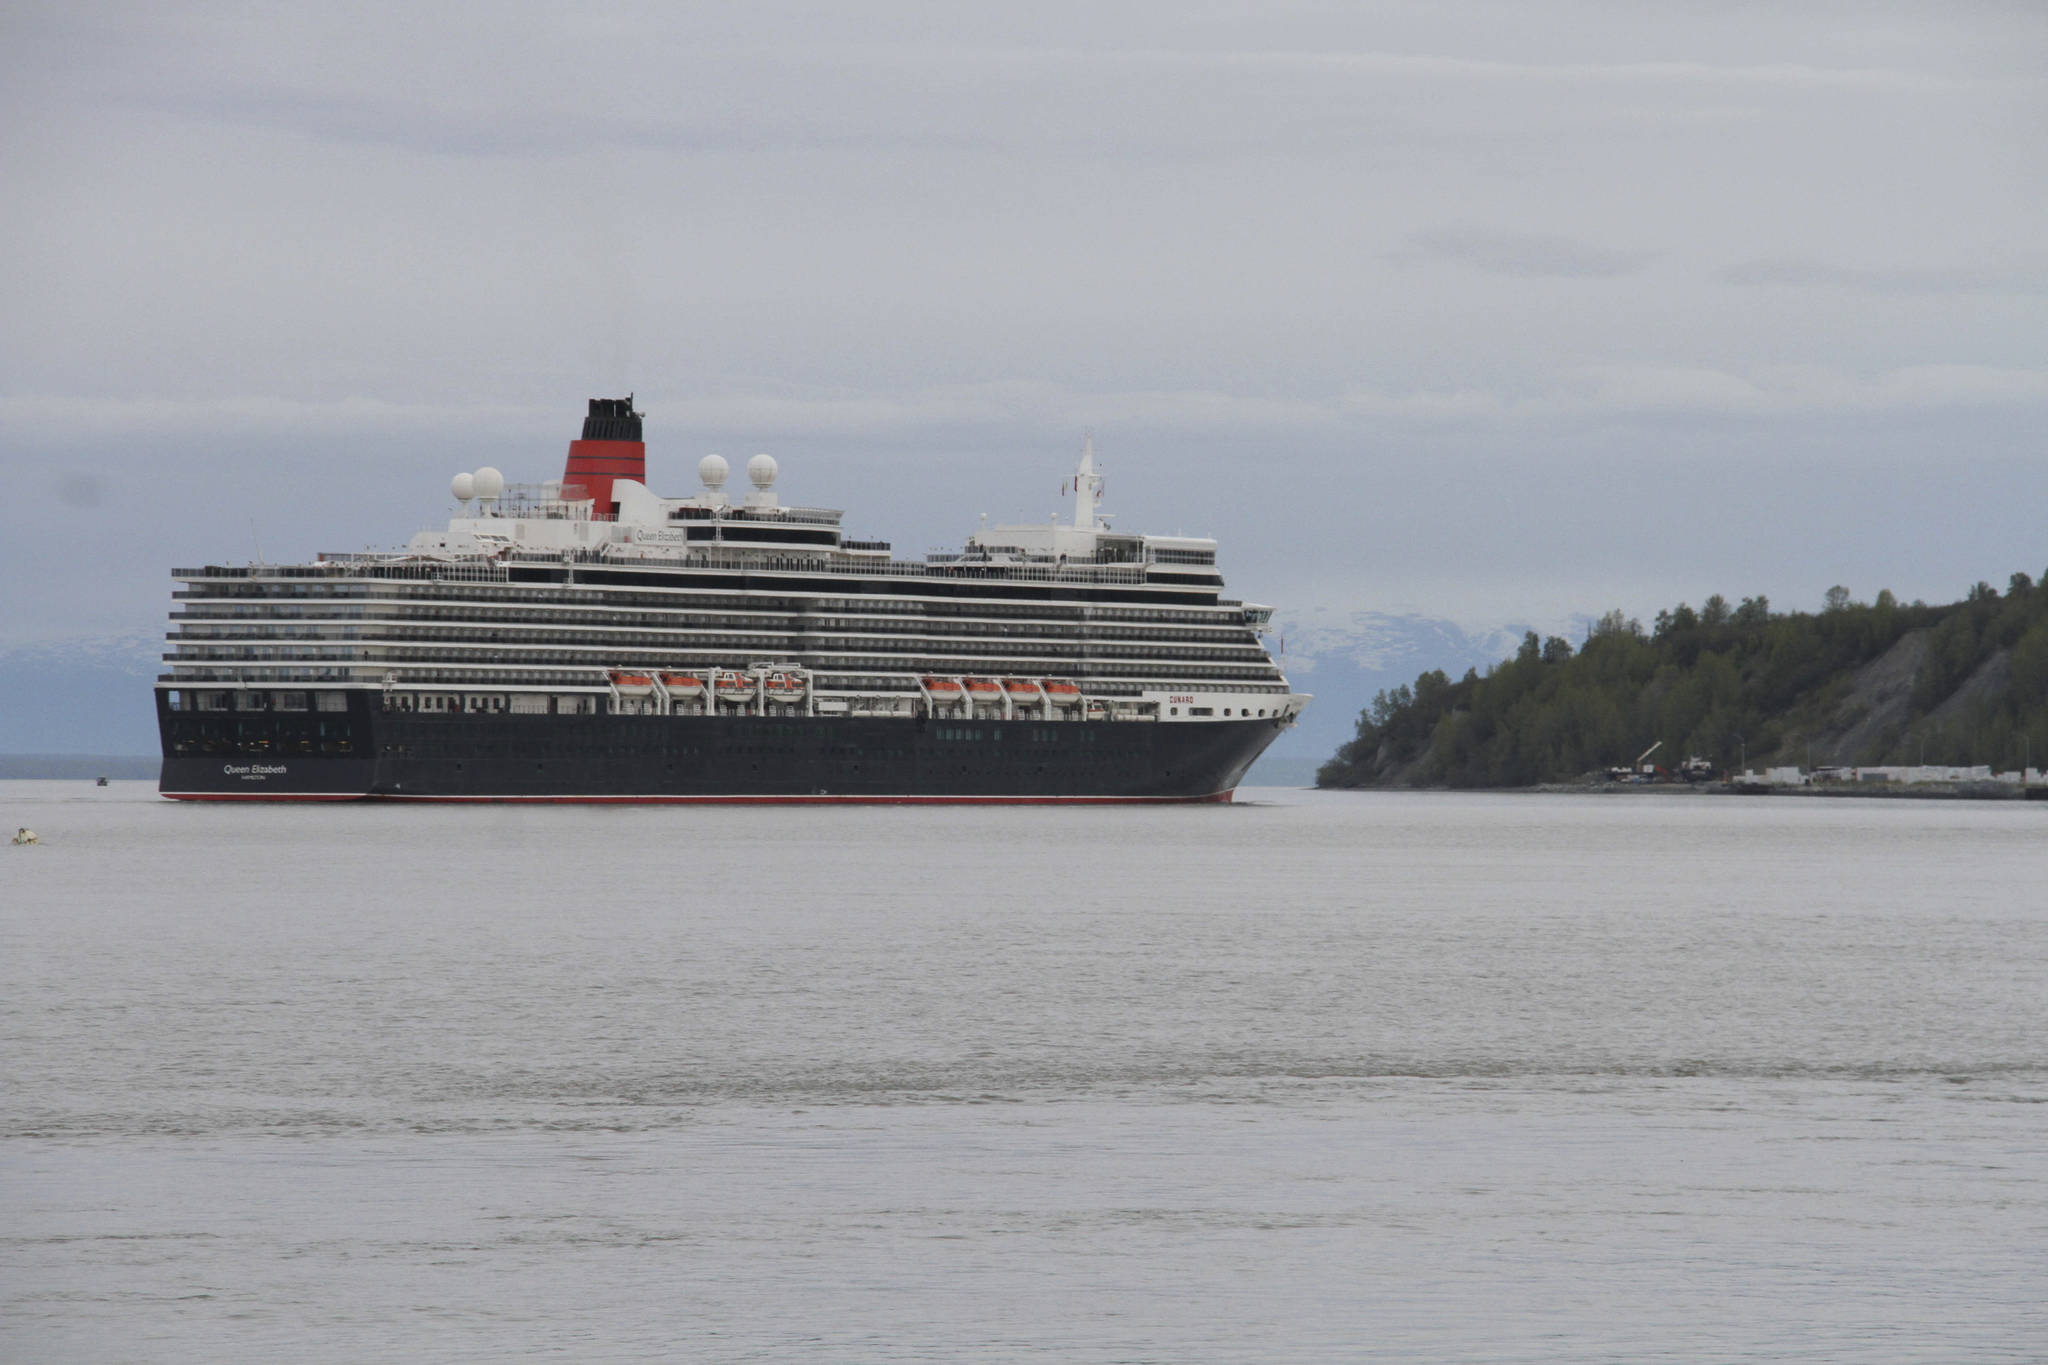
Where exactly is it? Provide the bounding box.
[1248,609,1578,783]
[0,630,164,756]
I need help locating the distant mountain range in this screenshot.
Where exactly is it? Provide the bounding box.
[0,615,1550,788]
[0,631,164,758]
[1247,609,1569,784]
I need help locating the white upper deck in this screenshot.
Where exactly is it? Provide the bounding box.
[403,438,1217,571]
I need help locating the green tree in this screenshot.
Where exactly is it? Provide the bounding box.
[1318,569,2043,789]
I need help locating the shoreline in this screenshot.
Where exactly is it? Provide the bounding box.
[1319,780,2044,802]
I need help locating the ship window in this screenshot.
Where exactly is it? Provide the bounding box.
[1189,707,1213,716]
[1170,707,1178,716]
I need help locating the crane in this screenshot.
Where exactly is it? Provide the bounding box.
[1604,740,1666,784]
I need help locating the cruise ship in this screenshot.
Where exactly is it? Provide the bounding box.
[156,398,1308,801]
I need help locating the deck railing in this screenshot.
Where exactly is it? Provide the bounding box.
[176,548,1173,588]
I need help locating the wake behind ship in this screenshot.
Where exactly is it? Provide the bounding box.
[157,399,1308,802]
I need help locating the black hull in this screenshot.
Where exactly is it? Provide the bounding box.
[158,690,381,800]
[160,705,1285,803]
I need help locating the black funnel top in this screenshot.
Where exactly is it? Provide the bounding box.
[581,395,642,442]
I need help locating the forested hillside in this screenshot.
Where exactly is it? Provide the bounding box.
[1317,574,2048,788]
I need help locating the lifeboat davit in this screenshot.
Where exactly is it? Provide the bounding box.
[714,671,756,700]
[660,673,705,697]
[609,671,655,695]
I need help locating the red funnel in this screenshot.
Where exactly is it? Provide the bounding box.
[562,396,644,515]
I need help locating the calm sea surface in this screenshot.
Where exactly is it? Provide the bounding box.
[3,782,2044,1362]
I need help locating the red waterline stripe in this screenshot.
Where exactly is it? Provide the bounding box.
[160,792,368,802]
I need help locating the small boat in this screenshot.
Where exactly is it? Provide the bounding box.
[12,827,38,845]
[660,673,705,696]
[1004,679,1041,699]
[608,671,655,695]
[764,672,807,700]
[1042,680,1083,707]
[965,678,1003,702]
[714,671,756,700]
[96,776,109,786]
[922,677,964,696]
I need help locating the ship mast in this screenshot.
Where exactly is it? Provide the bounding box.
[1073,434,1104,532]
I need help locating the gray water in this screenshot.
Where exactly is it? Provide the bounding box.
[4,783,2045,1362]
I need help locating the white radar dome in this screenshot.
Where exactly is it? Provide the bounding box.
[472,466,505,499]
[450,472,475,502]
[747,453,778,490]
[698,454,729,490]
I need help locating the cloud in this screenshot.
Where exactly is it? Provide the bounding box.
[1337,387,1505,420]
[132,86,1003,160]
[1556,363,2048,416]
[1717,256,2048,295]
[1394,226,1656,279]
[88,15,1967,163]
[0,393,553,438]
[11,363,2045,452]
[56,473,105,508]
[1118,48,1958,93]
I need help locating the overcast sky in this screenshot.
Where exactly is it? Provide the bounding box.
[3,1,2044,644]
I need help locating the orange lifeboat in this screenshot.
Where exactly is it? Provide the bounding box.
[923,677,964,696]
[1042,680,1082,706]
[660,673,705,697]
[609,671,655,695]
[965,678,1003,703]
[1004,679,1041,700]
[764,672,807,700]
[714,670,756,701]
